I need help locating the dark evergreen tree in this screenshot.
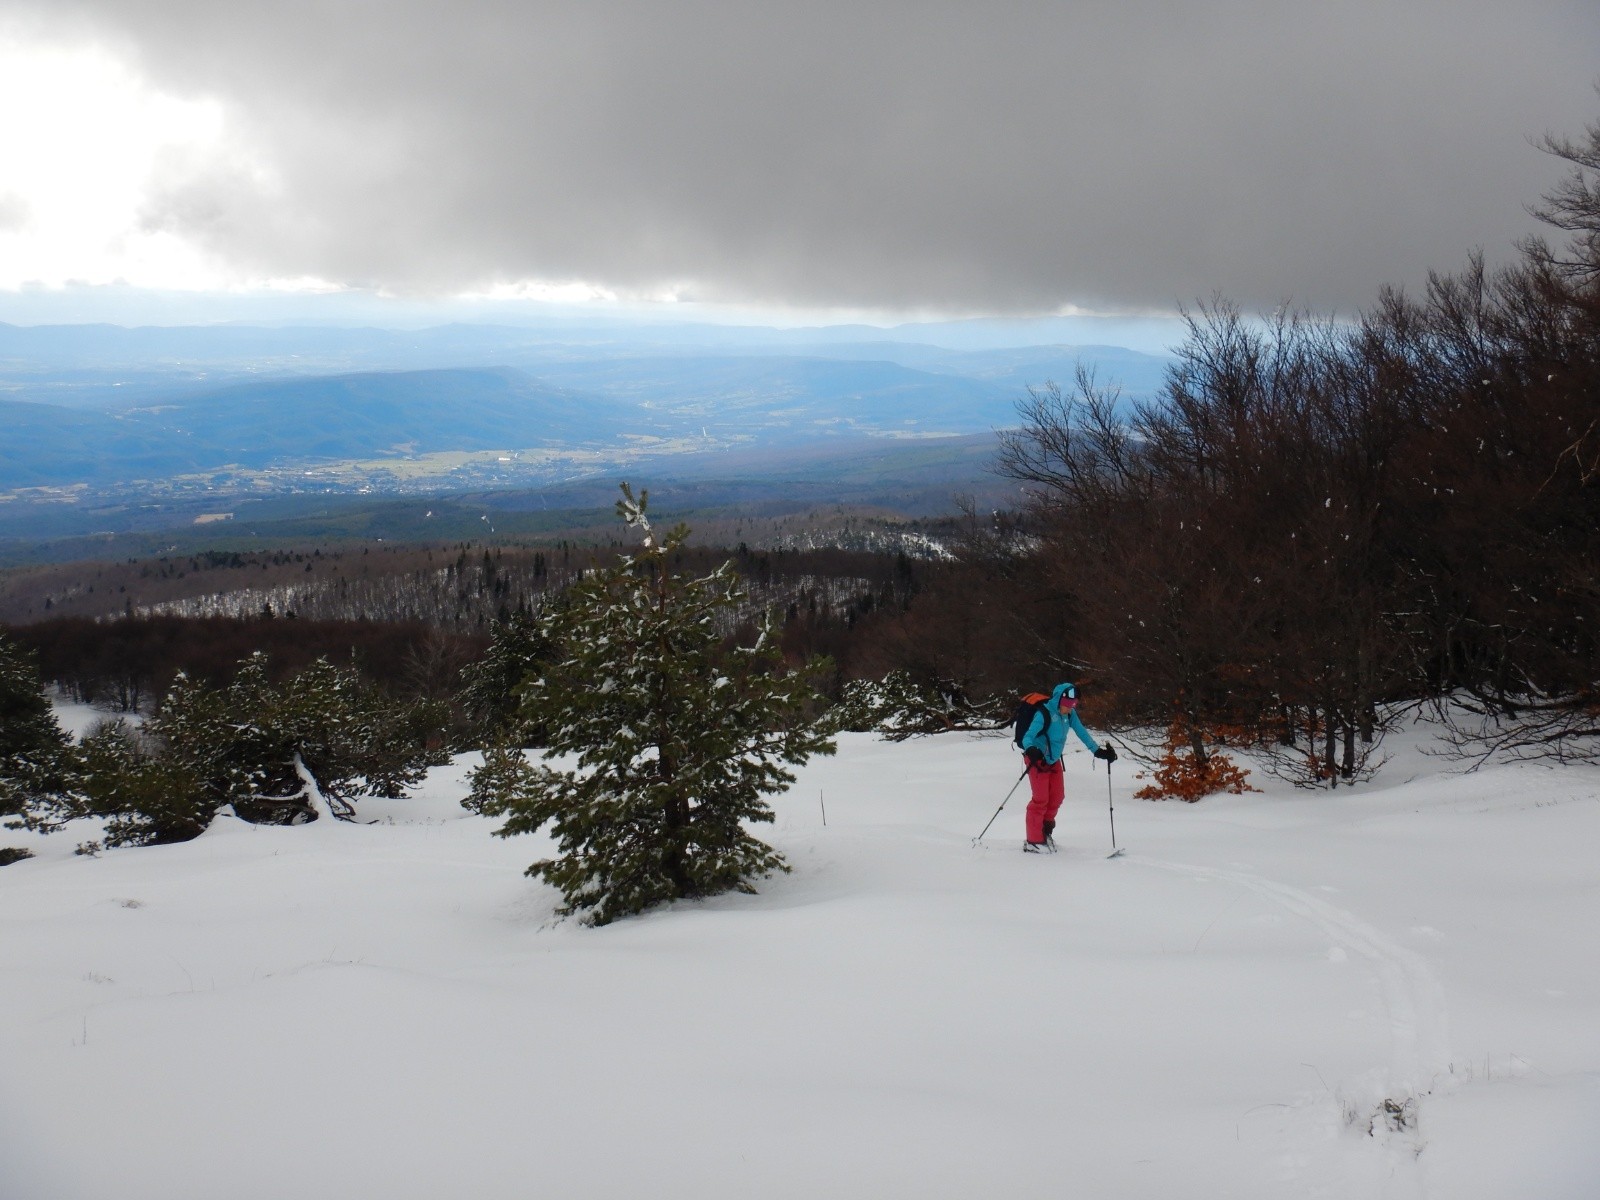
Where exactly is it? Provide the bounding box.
[457,609,556,744]
[1,632,73,855]
[832,670,985,739]
[59,653,447,847]
[470,485,835,926]
[174,653,443,821]
[72,719,207,849]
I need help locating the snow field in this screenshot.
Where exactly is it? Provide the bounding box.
[3,727,1598,1198]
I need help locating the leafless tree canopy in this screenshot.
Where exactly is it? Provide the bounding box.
[996,116,1600,775]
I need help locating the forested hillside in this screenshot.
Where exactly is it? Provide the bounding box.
[991,115,1600,778]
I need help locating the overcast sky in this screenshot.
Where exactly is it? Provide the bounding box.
[1,0,1596,322]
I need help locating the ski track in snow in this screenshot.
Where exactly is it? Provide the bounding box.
[1126,853,1452,1196]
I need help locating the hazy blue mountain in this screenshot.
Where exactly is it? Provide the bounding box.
[0,319,1172,403]
[0,400,211,487]
[117,368,604,464]
[0,369,609,487]
[717,341,1171,398]
[0,316,1174,516]
[528,355,1018,435]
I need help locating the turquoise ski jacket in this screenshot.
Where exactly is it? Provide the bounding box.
[1020,681,1101,765]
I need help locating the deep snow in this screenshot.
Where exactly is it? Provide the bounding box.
[3,721,1598,1199]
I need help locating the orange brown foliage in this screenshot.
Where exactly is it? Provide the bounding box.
[1133,719,1259,802]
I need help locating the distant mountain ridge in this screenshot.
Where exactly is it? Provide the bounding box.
[0,369,596,488]
[119,368,599,463]
[0,319,1174,496]
[0,319,1172,396]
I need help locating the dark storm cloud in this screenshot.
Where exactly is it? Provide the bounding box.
[24,0,1600,313]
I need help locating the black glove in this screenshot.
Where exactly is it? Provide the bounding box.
[1024,748,1045,768]
[1094,745,1118,763]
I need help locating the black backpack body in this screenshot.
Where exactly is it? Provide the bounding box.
[1012,692,1053,749]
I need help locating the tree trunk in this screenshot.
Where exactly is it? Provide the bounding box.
[1324,705,1338,788]
[1184,705,1209,767]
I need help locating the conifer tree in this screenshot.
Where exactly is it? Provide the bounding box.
[62,653,446,847]
[471,485,835,926]
[73,719,207,848]
[165,653,444,823]
[457,609,557,745]
[833,669,982,739]
[1,632,73,854]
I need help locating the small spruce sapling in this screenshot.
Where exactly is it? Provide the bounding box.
[470,484,836,925]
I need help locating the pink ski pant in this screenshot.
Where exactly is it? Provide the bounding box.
[1025,758,1064,842]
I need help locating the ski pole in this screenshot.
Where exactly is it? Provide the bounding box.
[974,768,1029,843]
[1106,759,1124,859]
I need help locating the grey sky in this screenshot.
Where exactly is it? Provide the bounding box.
[11,0,1600,317]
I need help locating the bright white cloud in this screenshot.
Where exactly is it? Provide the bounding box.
[0,30,646,308]
[463,279,622,305]
[0,34,242,289]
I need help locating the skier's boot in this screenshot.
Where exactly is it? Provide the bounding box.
[1042,819,1057,850]
[1023,841,1047,853]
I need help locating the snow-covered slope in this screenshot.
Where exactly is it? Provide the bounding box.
[3,725,1597,1199]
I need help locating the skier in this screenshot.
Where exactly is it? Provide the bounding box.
[1019,681,1115,851]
